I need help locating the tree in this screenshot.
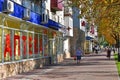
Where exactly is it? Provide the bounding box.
[67,0,120,45]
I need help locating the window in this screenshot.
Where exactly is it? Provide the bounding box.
[28,33,33,58]
[43,35,48,57]
[39,34,43,57]
[22,0,31,9]
[22,32,27,59]
[14,31,21,60]
[34,34,39,57]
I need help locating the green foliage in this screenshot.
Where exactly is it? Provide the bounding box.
[114,53,120,76]
[68,0,120,45]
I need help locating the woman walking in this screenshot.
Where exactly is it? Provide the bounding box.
[76,47,83,64]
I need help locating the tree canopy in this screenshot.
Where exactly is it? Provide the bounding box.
[68,0,120,45]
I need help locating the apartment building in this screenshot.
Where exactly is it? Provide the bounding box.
[0,0,64,79]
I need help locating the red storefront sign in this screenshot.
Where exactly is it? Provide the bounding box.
[4,34,12,57]
[22,36,27,56]
[4,34,42,57]
[29,37,32,55]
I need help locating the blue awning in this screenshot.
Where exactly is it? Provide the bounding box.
[0,0,4,12]
[48,19,62,30]
[0,1,61,30]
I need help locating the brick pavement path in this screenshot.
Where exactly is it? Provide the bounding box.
[4,52,120,80]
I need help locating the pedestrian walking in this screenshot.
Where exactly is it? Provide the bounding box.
[92,46,95,53]
[94,46,98,54]
[76,47,83,64]
[106,47,111,59]
[112,48,115,54]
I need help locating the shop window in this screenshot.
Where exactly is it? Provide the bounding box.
[14,31,20,60]
[59,37,63,54]
[44,35,48,57]
[55,38,59,54]
[0,28,2,62]
[4,29,12,62]
[29,33,33,58]
[34,34,39,57]
[39,35,43,57]
[22,32,27,59]
[48,38,54,57]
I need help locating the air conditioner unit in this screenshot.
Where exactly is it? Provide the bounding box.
[22,8,30,20]
[41,13,48,24]
[3,0,14,14]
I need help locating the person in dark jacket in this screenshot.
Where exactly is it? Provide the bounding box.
[106,47,111,59]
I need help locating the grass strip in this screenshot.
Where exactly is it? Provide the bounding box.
[114,53,120,76]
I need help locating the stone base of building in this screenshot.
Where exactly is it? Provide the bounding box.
[0,54,64,79]
[0,58,44,79]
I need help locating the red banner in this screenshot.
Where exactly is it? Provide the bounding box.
[22,36,27,56]
[4,34,42,57]
[40,38,43,52]
[4,34,12,57]
[29,37,32,55]
[34,38,38,53]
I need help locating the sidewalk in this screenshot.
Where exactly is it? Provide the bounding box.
[4,52,119,80]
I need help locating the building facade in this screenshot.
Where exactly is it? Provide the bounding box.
[63,0,73,58]
[71,7,98,55]
[85,22,98,53]
[70,7,85,56]
[0,0,65,79]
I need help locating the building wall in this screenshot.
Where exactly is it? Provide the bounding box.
[0,58,49,79]
[70,28,85,56]
[64,16,73,37]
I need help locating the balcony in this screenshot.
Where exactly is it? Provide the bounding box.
[51,13,59,22]
[64,17,73,37]
[51,0,63,11]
